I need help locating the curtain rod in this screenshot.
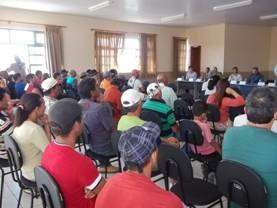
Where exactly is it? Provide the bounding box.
[0,19,66,28]
[91,28,156,36]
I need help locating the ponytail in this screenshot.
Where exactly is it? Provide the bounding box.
[14,93,43,127]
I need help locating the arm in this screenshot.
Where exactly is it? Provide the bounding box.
[203,122,221,154]
[99,104,114,131]
[224,88,245,107]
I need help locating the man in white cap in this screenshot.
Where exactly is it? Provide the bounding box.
[142,83,179,147]
[117,89,145,132]
[41,77,61,114]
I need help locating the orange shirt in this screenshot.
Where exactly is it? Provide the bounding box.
[100,79,112,91]
[104,85,122,122]
[207,94,245,123]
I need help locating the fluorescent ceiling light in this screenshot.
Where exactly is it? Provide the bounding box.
[88,1,112,12]
[260,14,277,20]
[161,13,186,23]
[213,0,252,11]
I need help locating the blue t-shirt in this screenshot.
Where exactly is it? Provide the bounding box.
[223,126,277,208]
[15,81,26,98]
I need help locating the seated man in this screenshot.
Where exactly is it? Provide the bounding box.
[78,78,118,173]
[103,78,122,122]
[42,99,105,208]
[0,89,13,157]
[117,89,145,132]
[246,67,264,84]
[100,71,112,92]
[185,66,197,81]
[192,101,221,174]
[223,87,277,207]
[95,122,184,208]
[41,77,61,114]
[127,69,143,91]
[157,73,177,109]
[143,83,176,137]
[228,66,243,82]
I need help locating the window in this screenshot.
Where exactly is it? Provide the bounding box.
[118,34,140,73]
[0,28,48,74]
[173,37,189,74]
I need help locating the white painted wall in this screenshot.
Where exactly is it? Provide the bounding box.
[185,24,226,73]
[0,6,186,73]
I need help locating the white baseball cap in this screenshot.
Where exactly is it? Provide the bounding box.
[41,78,58,92]
[121,89,144,107]
[147,83,161,98]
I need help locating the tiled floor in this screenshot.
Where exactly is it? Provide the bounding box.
[1,154,227,208]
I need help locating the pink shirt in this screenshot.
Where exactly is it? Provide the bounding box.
[207,94,245,123]
[190,120,216,155]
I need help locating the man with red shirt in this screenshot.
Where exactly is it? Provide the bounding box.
[41,99,105,208]
[96,122,184,208]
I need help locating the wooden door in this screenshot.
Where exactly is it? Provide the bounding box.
[190,46,201,76]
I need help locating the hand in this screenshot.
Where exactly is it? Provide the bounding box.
[40,114,49,126]
[225,87,235,95]
[84,188,96,199]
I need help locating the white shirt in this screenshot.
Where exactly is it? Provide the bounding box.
[159,83,177,109]
[202,80,216,96]
[234,114,277,133]
[228,73,243,82]
[128,76,143,91]
[13,120,50,181]
[44,96,57,115]
[185,71,197,80]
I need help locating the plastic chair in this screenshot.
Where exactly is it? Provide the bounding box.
[216,160,267,208]
[4,135,39,208]
[158,144,223,208]
[34,166,64,208]
[174,99,193,121]
[140,109,162,128]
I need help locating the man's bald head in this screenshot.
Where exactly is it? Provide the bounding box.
[157,73,168,85]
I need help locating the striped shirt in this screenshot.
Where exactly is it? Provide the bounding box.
[0,111,13,157]
[142,99,176,138]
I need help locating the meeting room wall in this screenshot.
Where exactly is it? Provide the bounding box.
[185,24,226,73]
[224,24,272,79]
[269,26,277,77]
[0,6,186,76]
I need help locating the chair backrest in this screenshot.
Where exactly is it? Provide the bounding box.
[207,104,220,123]
[179,119,204,146]
[216,160,267,208]
[35,166,64,208]
[158,144,193,183]
[140,109,162,128]
[4,135,23,172]
[111,130,122,154]
[174,99,193,121]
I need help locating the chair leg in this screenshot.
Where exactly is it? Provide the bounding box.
[118,158,122,172]
[30,189,34,208]
[219,198,224,208]
[104,166,108,179]
[0,168,4,208]
[164,176,169,191]
[17,189,23,208]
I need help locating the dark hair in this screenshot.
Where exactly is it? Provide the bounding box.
[14,93,43,127]
[207,75,220,90]
[53,72,61,79]
[192,101,207,116]
[13,73,21,82]
[0,88,6,101]
[111,78,121,88]
[214,79,230,107]
[124,102,140,113]
[245,87,277,124]
[78,78,96,99]
[60,69,68,75]
[26,74,34,83]
[35,70,42,76]
[43,73,50,80]
[233,66,238,73]
[109,69,118,78]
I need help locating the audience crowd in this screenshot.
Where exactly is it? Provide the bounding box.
[0,65,276,208]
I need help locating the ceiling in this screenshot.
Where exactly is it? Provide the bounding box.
[1,0,277,27]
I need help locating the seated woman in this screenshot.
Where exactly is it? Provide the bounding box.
[13,93,51,182]
[207,79,245,130]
